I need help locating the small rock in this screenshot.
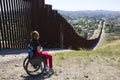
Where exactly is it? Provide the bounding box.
[84,75,88,78]
[2,70,5,72]
[1,77,5,79]
[59,71,62,73]
[66,77,69,79]
[15,64,20,67]
[2,55,5,57]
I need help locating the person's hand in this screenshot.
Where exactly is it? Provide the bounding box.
[37,46,43,53]
[40,47,43,52]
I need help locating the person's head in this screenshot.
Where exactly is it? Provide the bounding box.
[30,31,40,40]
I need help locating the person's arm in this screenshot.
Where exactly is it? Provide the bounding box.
[28,39,32,47]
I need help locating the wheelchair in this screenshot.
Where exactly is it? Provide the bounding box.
[23,46,47,76]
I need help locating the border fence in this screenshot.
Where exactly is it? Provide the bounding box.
[0,0,101,50]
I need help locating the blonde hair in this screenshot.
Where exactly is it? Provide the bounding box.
[30,31,40,40]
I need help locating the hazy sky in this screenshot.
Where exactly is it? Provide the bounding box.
[45,0,120,11]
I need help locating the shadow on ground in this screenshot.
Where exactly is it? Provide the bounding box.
[21,73,53,80]
[0,48,65,55]
[0,49,27,55]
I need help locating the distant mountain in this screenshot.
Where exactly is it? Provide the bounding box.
[58,10,120,20]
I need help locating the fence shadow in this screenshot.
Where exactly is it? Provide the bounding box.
[0,49,27,56]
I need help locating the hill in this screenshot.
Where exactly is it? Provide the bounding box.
[58,10,120,20]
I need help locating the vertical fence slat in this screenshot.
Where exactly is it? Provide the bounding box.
[3,0,10,48]
[0,0,2,49]
[15,0,20,48]
[5,0,12,48]
[9,0,15,48]
[18,0,22,48]
[7,0,13,48]
[0,0,4,49]
[0,5,1,49]
[25,1,32,48]
[8,0,14,48]
[20,0,24,48]
[0,20,1,49]
[15,0,19,48]
[23,0,28,48]
[22,0,27,48]
[11,0,16,48]
[1,0,7,48]
[14,0,18,48]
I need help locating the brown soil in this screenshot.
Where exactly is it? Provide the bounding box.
[0,52,120,80]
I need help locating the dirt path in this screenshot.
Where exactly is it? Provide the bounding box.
[0,49,74,80]
[0,52,120,80]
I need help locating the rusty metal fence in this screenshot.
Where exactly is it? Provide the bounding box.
[0,0,32,49]
[0,0,100,50]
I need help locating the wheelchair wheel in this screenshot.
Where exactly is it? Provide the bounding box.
[25,56,46,76]
[23,56,29,70]
[23,56,40,72]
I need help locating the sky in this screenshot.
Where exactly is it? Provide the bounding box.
[45,0,120,11]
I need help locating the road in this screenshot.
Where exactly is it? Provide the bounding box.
[93,21,105,50]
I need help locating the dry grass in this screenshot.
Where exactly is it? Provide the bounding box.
[48,39,120,80]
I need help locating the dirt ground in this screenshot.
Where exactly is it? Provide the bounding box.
[0,50,120,80]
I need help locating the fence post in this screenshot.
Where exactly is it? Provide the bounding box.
[0,0,1,49]
[60,23,64,48]
[0,13,1,49]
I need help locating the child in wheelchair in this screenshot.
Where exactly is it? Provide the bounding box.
[29,30,54,74]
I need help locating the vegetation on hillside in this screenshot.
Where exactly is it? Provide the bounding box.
[58,10,120,40]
